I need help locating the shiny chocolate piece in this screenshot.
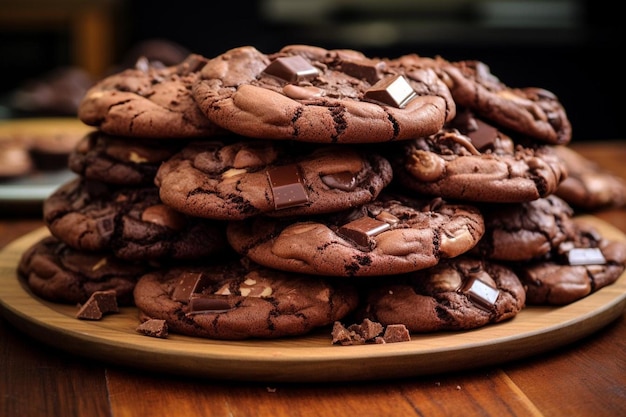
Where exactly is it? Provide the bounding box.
[567,248,607,265]
[263,56,319,83]
[76,290,119,320]
[171,271,204,302]
[460,277,500,310]
[467,119,499,151]
[374,210,400,225]
[340,58,384,84]
[188,294,233,314]
[363,75,416,109]
[267,164,309,210]
[337,216,391,248]
[320,171,357,191]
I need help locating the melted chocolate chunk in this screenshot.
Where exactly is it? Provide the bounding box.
[460,277,500,310]
[363,75,416,108]
[337,216,390,248]
[263,56,319,83]
[467,118,499,151]
[266,164,309,210]
[320,171,357,191]
[567,248,607,265]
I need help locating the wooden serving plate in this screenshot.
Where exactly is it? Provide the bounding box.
[1,216,625,383]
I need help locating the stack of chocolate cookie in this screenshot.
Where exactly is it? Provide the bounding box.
[17,44,626,342]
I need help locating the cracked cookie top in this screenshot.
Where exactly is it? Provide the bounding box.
[191,45,455,144]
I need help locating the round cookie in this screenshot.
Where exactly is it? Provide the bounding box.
[155,139,393,220]
[43,178,229,261]
[226,194,485,277]
[355,256,526,332]
[191,45,455,144]
[515,218,626,305]
[78,54,223,139]
[18,236,146,305]
[390,112,567,203]
[471,195,578,262]
[132,259,359,340]
[423,56,572,145]
[68,131,187,185]
[554,145,626,210]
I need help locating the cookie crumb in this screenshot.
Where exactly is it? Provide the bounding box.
[136,319,168,338]
[76,290,119,320]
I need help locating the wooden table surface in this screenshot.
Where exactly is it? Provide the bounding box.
[1,141,625,417]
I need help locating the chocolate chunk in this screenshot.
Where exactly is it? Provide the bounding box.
[375,210,400,225]
[460,277,500,310]
[467,118,499,151]
[320,171,357,191]
[567,248,607,265]
[188,294,233,314]
[266,164,309,210]
[171,271,205,302]
[76,290,119,320]
[363,75,416,108]
[136,319,169,338]
[263,56,319,83]
[95,215,115,239]
[382,324,411,343]
[340,58,384,84]
[76,298,103,320]
[349,318,384,340]
[92,290,119,314]
[332,321,362,346]
[337,216,390,248]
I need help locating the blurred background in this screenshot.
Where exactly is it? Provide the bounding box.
[0,0,623,142]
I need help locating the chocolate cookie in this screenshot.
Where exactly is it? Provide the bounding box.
[43,178,229,261]
[355,257,526,332]
[132,259,359,340]
[515,218,626,305]
[68,131,186,185]
[554,145,626,210]
[18,236,146,305]
[191,45,455,144]
[155,139,393,220]
[471,195,578,262]
[425,57,572,145]
[78,54,223,139]
[391,114,567,202]
[226,194,485,277]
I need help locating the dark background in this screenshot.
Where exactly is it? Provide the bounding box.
[1,0,623,142]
